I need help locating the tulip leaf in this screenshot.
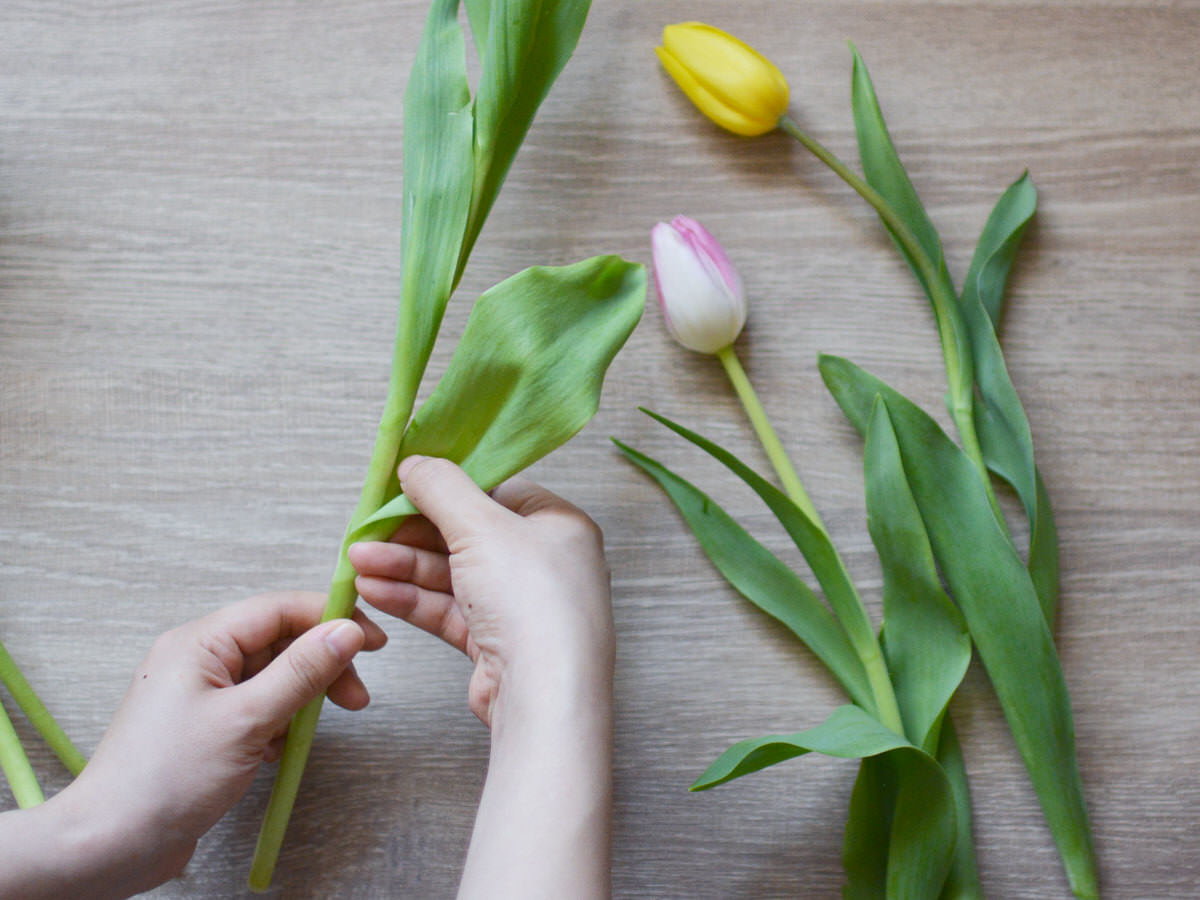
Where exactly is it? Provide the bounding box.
[359,256,646,531]
[936,718,984,900]
[819,355,1099,900]
[849,44,950,304]
[613,439,875,711]
[864,397,970,752]
[391,0,476,422]
[459,0,593,273]
[959,173,1060,626]
[637,408,883,715]
[842,717,981,900]
[695,705,956,900]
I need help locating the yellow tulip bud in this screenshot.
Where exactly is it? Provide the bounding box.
[656,22,790,137]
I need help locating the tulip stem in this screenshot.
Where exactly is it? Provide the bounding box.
[716,345,905,735]
[250,380,416,891]
[716,345,820,528]
[0,639,87,777]
[0,699,43,808]
[778,115,1001,520]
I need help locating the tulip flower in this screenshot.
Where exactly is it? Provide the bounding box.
[650,215,827,535]
[656,23,789,137]
[651,215,746,354]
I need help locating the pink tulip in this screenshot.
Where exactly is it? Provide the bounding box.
[650,216,747,354]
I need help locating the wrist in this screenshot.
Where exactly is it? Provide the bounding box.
[45,770,194,899]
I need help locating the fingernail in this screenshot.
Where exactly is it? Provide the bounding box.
[324,621,361,664]
[397,455,427,481]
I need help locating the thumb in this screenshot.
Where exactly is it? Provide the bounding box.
[397,455,505,550]
[241,619,364,727]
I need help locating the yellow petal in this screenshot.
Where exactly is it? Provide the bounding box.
[655,45,771,137]
[660,23,789,134]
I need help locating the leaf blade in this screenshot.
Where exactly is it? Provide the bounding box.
[362,256,645,528]
[613,439,874,710]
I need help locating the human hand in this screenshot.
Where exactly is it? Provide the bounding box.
[0,592,386,900]
[348,455,613,728]
[348,456,614,899]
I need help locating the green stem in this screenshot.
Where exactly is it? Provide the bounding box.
[0,699,43,808]
[777,115,1001,520]
[715,344,904,735]
[249,380,417,890]
[0,639,87,776]
[716,345,820,527]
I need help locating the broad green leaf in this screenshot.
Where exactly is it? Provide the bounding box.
[459,0,593,275]
[936,718,984,900]
[360,256,645,529]
[638,409,884,710]
[462,0,491,55]
[819,355,1099,900]
[843,716,982,900]
[392,0,476,422]
[695,705,956,900]
[843,754,894,900]
[849,44,949,305]
[864,398,970,751]
[613,440,875,711]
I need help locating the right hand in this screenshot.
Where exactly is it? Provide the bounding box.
[347,456,614,728]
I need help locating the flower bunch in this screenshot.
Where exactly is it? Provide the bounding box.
[619,23,1098,900]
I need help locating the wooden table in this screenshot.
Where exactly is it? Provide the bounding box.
[2,1,1197,897]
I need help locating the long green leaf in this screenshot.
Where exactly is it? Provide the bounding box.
[613,440,874,711]
[695,705,955,900]
[459,0,592,275]
[819,355,1098,899]
[960,173,1060,626]
[864,398,970,751]
[936,718,984,900]
[392,0,476,421]
[637,409,887,719]
[361,256,646,529]
[849,45,951,308]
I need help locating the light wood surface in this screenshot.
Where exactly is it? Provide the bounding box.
[2,1,1198,897]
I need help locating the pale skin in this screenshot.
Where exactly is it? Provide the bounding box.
[0,456,614,899]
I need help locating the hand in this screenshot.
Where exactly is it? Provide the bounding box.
[348,455,614,727]
[0,592,386,900]
[348,456,613,900]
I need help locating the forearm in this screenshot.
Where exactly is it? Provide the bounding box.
[458,655,614,900]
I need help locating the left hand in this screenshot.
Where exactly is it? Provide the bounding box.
[45,592,385,898]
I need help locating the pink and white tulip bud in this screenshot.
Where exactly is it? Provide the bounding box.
[651,215,747,354]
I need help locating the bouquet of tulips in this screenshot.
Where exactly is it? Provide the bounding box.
[619,23,1098,900]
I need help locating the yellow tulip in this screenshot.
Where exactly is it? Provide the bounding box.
[656,22,789,137]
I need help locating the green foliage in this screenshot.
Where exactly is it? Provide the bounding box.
[693,705,956,900]
[820,357,1098,899]
[363,257,646,529]
[612,439,874,710]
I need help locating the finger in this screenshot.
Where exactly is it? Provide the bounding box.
[348,541,453,593]
[397,456,508,550]
[385,515,448,554]
[327,661,370,711]
[355,575,471,656]
[489,475,578,519]
[237,619,365,728]
[236,605,386,683]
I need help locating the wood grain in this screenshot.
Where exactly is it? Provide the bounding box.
[2,1,1198,897]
